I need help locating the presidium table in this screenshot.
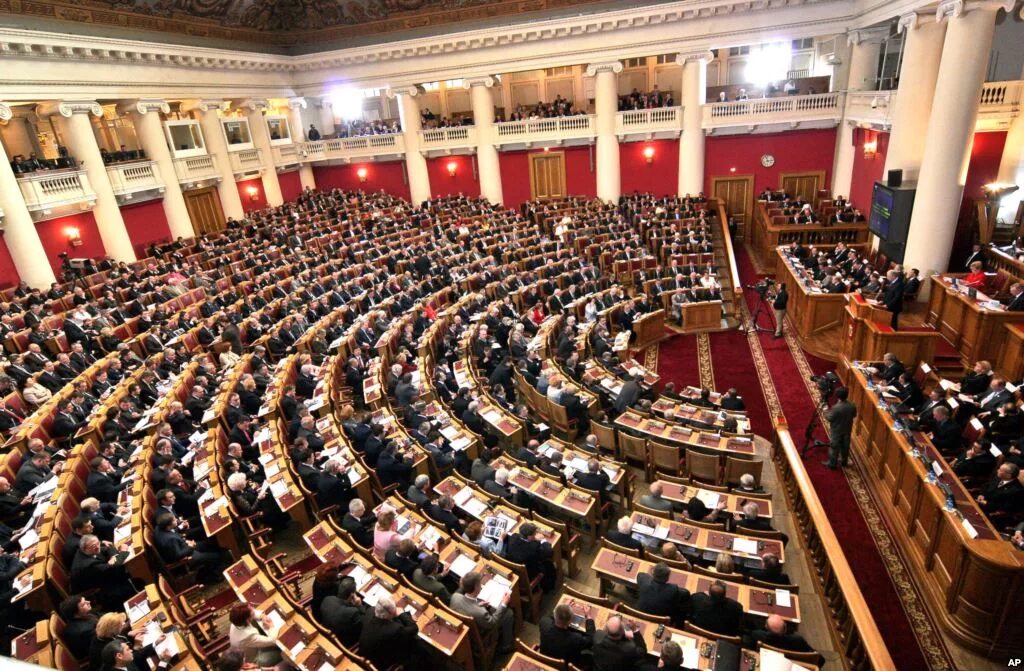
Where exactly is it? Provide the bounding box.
[844,363,1023,657]
[926,274,1023,369]
[774,246,852,339]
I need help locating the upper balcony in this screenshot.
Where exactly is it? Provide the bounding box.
[228,148,264,178]
[173,154,221,189]
[298,134,405,164]
[494,115,596,150]
[703,92,844,134]
[271,144,301,171]
[977,80,1023,131]
[616,107,683,141]
[105,160,165,204]
[18,169,96,221]
[419,126,478,157]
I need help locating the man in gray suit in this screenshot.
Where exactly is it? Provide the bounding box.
[639,482,682,513]
[450,571,515,653]
[613,375,641,415]
[407,474,431,507]
[824,388,857,469]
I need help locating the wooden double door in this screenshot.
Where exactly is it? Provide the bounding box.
[529,151,567,199]
[780,170,825,205]
[712,175,753,239]
[183,186,226,236]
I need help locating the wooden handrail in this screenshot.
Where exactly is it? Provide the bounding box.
[772,418,896,671]
[715,197,743,322]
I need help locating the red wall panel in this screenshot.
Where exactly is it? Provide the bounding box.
[36,212,105,273]
[704,128,838,195]
[849,128,889,211]
[498,152,531,208]
[620,140,680,198]
[426,156,480,199]
[563,146,596,198]
[313,161,411,202]
[951,130,1009,267]
[279,170,304,203]
[0,237,20,288]
[237,177,268,212]
[120,200,172,258]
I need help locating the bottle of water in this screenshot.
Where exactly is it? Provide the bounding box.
[944,495,956,512]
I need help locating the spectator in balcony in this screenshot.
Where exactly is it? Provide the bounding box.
[307,124,321,141]
[736,89,749,101]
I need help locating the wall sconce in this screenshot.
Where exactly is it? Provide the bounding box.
[447,161,458,177]
[66,227,82,248]
[356,167,368,183]
[863,138,878,160]
[246,185,260,201]
[643,146,655,164]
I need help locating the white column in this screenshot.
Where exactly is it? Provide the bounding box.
[677,52,711,197]
[883,12,947,182]
[845,27,888,91]
[41,100,136,262]
[831,122,856,199]
[466,77,503,205]
[123,99,195,241]
[392,87,431,205]
[242,99,284,207]
[587,61,623,202]
[0,102,56,287]
[183,100,245,221]
[317,99,336,137]
[905,1,1013,292]
[287,97,317,191]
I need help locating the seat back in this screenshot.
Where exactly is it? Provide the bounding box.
[514,639,569,671]
[649,441,682,476]
[685,450,721,485]
[634,501,673,520]
[684,621,743,646]
[600,537,641,558]
[618,433,648,467]
[591,421,618,458]
[723,456,762,488]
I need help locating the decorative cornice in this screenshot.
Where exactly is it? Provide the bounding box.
[585,61,623,77]
[936,0,1015,20]
[119,99,170,115]
[464,76,496,89]
[287,97,308,111]
[846,26,889,46]
[182,99,230,113]
[0,102,11,122]
[36,100,102,118]
[675,51,714,66]
[241,98,270,112]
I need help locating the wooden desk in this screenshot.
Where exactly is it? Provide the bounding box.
[633,309,666,349]
[591,548,801,624]
[845,365,1024,656]
[775,249,850,338]
[650,397,751,435]
[655,479,772,519]
[837,294,940,381]
[502,652,562,671]
[750,201,869,275]
[628,511,784,569]
[926,274,1020,367]
[615,410,756,458]
[680,301,722,334]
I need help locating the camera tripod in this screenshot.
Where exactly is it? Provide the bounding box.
[802,389,832,456]
[745,289,776,334]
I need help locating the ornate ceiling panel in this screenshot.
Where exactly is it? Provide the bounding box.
[0,0,618,49]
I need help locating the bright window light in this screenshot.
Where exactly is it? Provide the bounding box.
[746,42,792,86]
[328,88,365,121]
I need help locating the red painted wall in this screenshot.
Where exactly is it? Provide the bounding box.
[564,146,596,198]
[37,212,105,273]
[951,130,1009,267]
[426,156,480,199]
[620,140,680,198]
[279,170,304,203]
[120,200,172,258]
[237,177,268,213]
[849,128,889,210]
[704,128,838,194]
[313,161,411,202]
[498,146,597,208]
[0,237,20,288]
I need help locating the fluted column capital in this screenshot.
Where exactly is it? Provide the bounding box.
[181,99,230,114]
[36,100,103,118]
[464,76,496,89]
[936,0,1015,20]
[846,26,889,46]
[240,98,270,112]
[675,51,714,66]
[386,86,421,99]
[287,97,308,111]
[119,99,170,116]
[585,61,623,77]
[0,102,12,122]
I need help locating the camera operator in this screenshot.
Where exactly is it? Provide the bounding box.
[824,388,857,470]
[772,283,788,339]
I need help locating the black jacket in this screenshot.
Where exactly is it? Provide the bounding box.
[538,615,595,667]
[636,573,689,620]
[592,629,648,671]
[690,592,744,636]
[359,611,419,671]
[320,596,366,647]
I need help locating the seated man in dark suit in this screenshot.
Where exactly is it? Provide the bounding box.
[506,522,556,591]
[591,615,647,671]
[977,463,1024,515]
[425,494,464,536]
[689,580,743,637]
[745,553,791,585]
[606,515,644,550]
[341,498,376,548]
[70,534,135,609]
[384,538,419,579]
[636,562,689,625]
[153,512,226,584]
[574,458,610,499]
[539,603,595,669]
[320,577,367,647]
[745,614,814,653]
[952,440,997,479]
[928,407,962,456]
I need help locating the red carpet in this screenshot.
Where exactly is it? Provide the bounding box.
[654,333,701,391]
[727,243,936,670]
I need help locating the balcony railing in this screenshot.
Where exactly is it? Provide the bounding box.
[419,126,478,151]
[228,148,263,175]
[105,160,165,201]
[297,133,406,163]
[978,80,1023,130]
[18,169,96,215]
[173,154,220,184]
[616,106,683,136]
[272,144,300,167]
[494,115,595,144]
[844,91,896,128]
[704,92,844,128]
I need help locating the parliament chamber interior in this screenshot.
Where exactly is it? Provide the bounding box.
[2,1,1024,670]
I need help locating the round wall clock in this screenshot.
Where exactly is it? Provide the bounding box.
[760,154,776,168]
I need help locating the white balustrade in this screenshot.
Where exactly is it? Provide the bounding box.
[295,133,405,162]
[228,148,263,174]
[704,92,844,127]
[17,169,96,212]
[105,160,165,198]
[419,125,476,149]
[616,107,682,135]
[494,115,596,144]
[272,144,299,166]
[172,154,220,183]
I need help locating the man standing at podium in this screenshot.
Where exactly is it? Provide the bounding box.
[882,269,905,330]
